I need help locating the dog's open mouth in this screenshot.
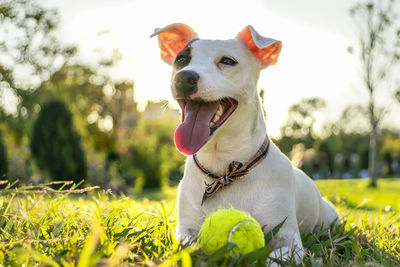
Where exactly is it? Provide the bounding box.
[174,98,238,155]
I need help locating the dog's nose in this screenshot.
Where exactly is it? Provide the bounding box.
[174,70,200,97]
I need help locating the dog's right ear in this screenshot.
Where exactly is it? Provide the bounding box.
[237,25,282,68]
[150,23,198,65]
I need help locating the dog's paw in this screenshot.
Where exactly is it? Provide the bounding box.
[265,259,280,267]
[267,246,304,266]
[175,228,197,246]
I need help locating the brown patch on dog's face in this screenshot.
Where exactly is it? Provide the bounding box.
[173,39,198,70]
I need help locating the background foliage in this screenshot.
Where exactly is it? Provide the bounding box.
[0,130,7,178]
[30,101,86,183]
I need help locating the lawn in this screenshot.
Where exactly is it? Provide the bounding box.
[316,178,400,219]
[0,179,399,266]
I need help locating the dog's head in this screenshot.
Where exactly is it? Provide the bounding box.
[151,23,281,156]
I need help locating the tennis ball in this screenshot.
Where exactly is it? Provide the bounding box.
[197,208,265,256]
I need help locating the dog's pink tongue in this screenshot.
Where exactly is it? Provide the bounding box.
[175,101,219,155]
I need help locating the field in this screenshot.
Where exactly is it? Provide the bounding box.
[0,179,399,266]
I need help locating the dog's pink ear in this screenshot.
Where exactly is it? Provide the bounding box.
[150,23,198,65]
[237,26,282,68]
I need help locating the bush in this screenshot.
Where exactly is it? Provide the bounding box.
[127,117,185,190]
[0,130,8,177]
[30,100,87,183]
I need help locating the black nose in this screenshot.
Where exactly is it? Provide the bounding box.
[174,70,199,97]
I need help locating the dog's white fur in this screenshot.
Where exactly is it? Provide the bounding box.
[152,23,339,264]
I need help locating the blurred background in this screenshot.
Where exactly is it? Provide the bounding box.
[0,0,399,192]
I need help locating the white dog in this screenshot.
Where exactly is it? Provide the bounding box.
[151,23,339,264]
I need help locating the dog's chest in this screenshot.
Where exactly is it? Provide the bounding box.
[196,171,266,215]
[181,145,296,221]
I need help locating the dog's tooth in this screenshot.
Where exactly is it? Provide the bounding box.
[216,108,223,116]
[210,121,215,127]
[213,114,221,123]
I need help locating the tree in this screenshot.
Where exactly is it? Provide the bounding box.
[0,130,8,177]
[330,104,369,134]
[8,60,138,150]
[278,97,326,153]
[281,97,326,138]
[0,0,75,91]
[0,0,75,142]
[30,101,86,183]
[349,0,400,186]
[126,115,184,190]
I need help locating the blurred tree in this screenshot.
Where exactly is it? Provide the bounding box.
[0,0,75,143]
[360,146,370,171]
[316,140,334,176]
[380,129,400,175]
[127,116,184,190]
[281,97,326,138]
[0,0,140,185]
[16,63,138,155]
[396,90,400,103]
[278,97,326,153]
[349,0,400,186]
[14,56,138,185]
[0,130,8,177]
[320,106,371,177]
[30,101,86,183]
[313,132,369,178]
[381,130,400,158]
[334,105,369,134]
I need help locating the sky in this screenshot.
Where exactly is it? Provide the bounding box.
[43,0,400,137]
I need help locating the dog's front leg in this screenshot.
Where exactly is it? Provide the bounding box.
[266,227,304,266]
[253,189,304,266]
[175,181,204,245]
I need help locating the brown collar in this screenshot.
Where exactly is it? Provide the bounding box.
[193,135,270,205]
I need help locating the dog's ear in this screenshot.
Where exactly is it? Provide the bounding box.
[150,23,198,65]
[237,25,282,68]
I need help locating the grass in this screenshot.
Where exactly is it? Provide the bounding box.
[0,179,399,266]
[316,178,400,220]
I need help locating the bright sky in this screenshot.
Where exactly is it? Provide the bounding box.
[45,0,400,137]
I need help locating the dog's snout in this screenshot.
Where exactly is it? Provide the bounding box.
[174,70,199,97]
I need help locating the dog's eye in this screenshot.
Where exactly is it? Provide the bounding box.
[219,56,237,66]
[175,55,190,67]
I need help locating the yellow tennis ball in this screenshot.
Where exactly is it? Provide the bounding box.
[197,208,265,256]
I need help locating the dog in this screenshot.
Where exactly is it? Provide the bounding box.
[151,23,339,264]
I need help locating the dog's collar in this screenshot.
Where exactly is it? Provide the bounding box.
[193,135,270,205]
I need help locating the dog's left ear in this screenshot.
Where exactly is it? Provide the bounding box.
[237,26,282,68]
[150,23,199,65]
